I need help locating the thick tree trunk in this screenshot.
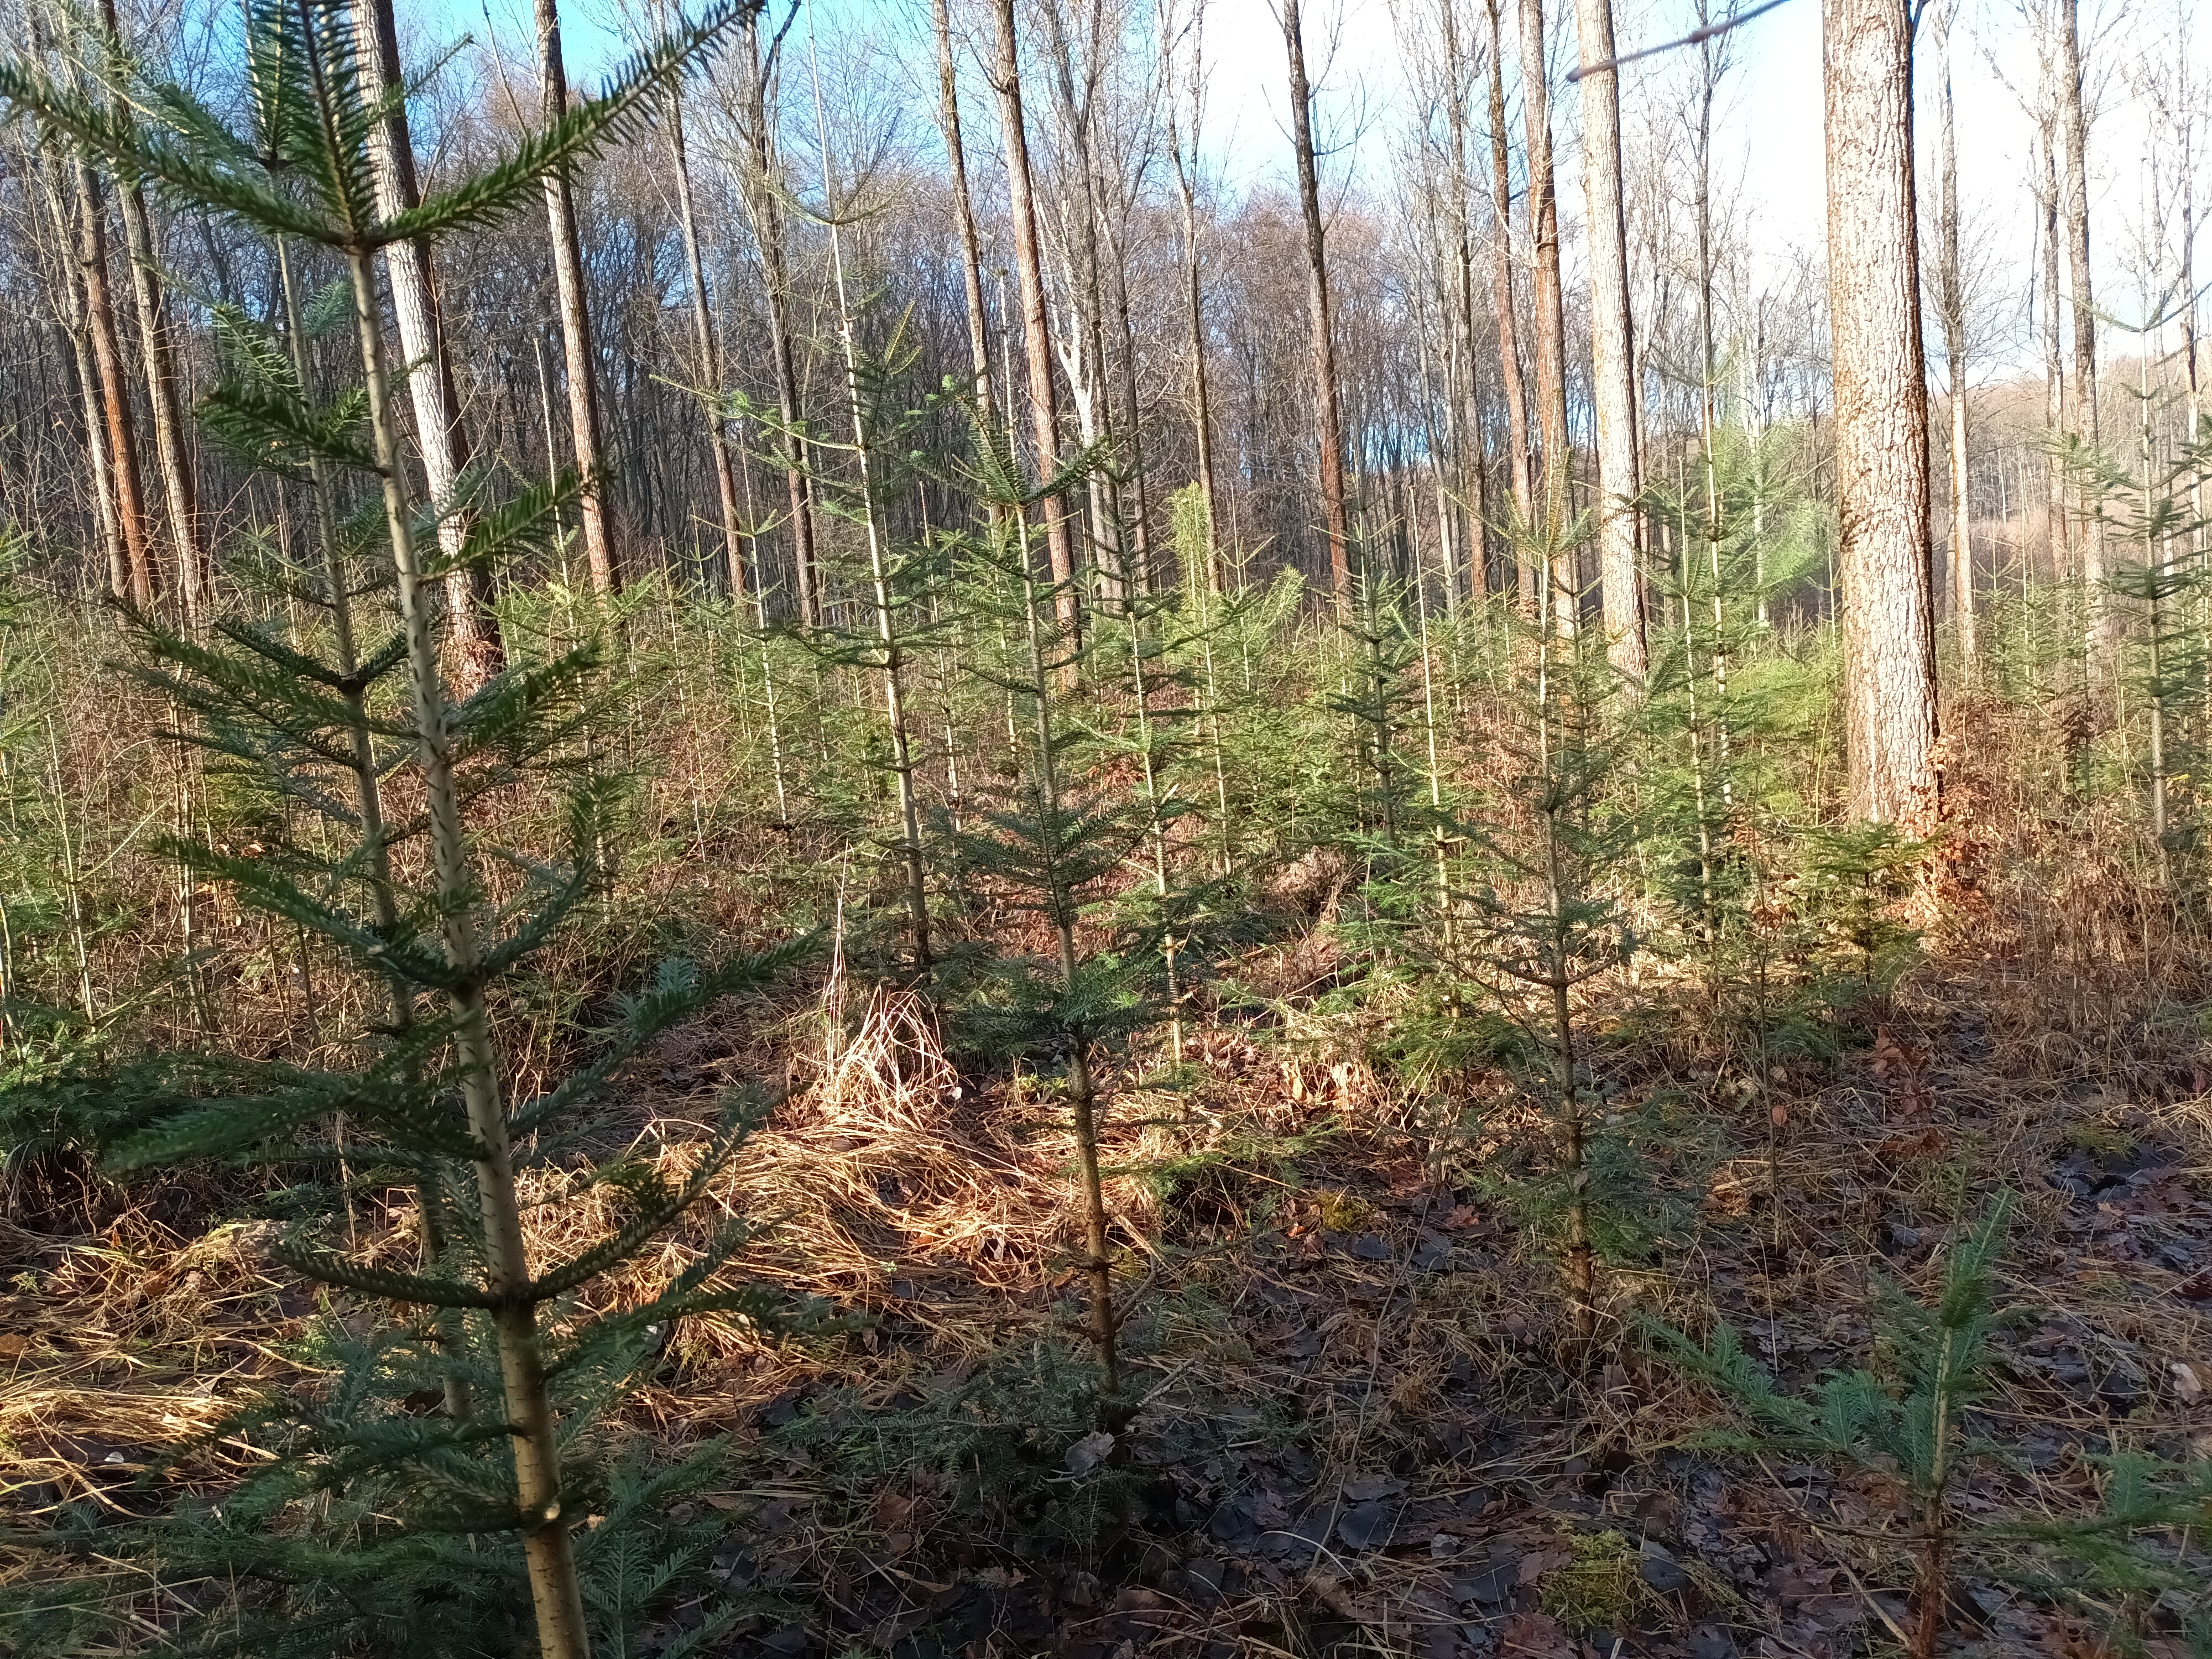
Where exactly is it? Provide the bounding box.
[1823,0,1938,826]
[987,0,1081,636]
[666,90,747,599]
[739,18,820,625]
[2057,0,2109,680]
[534,0,617,596]
[1930,0,1975,673]
[1284,0,1354,603]
[1519,0,1575,636]
[1484,0,1536,611]
[1573,0,1646,682]
[358,0,503,685]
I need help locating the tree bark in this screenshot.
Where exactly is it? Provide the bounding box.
[33,141,125,598]
[1573,0,1646,682]
[987,0,1081,636]
[1284,0,1354,603]
[738,16,820,625]
[1484,0,1535,610]
[1163,0,1220,588]
[1439,0,1489,598]
[1519,0,1574,636]
[74,159,154,609]
[2036,100,2067,582]
[2057,0,2108,680]
[666,88,748,599]
[534,0,617,596]
[1823,0,1938,825]
[1929,0,1975,673]
[96,0,208,626]
[933,0,996,416]
[358,0,504,685]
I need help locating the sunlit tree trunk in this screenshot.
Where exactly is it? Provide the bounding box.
[1484,0,1537,611]
[1284,0,1354,603]
[358,0,504,685]
[534,0,617,595]
[1519,0,1575,636]
[1929,0,1975,674]
[2057,0,2107,679]
[1573,0,1646,682]
[1823,0,1938,825]
[74,159,153,609]
[665,88,747,598]
[987,0,1080,639]
[1162,0,1219,588]
[933,0,996,415]
[737,16,820,625]
[96,0,207,625]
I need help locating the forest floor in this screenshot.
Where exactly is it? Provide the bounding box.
[5,919,2212,1658]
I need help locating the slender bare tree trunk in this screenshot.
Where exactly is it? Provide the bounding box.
[1162,0,1220,587]
[1484,0,1536,611]
[933,0,996,415]
[534,0,617,596]
[1823,0,1938,825]
[987,0,1081,638]
[738,17,820,625]
[2036,102,2068,584]
[1519,0,1574,636]
[358,0,504,685]
[2057,0,2107,679]
[1439,0,1490,596]
[116,182,207,624]
[1283,0,1354,603]
[1930,0,1975,674]
[666,89,747,599]
[95,0,207,625]
[1573,0,1646,682]
[74,160,153,609]
[32,141,125,597]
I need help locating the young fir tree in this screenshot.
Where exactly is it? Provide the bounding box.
[1462,547,1644,1349]
[948,409,1158,1423]
[0,6,807,1656]
[1650,1194,2212,1659]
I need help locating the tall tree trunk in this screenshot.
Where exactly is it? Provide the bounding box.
[2037,105,2068,583]
[33,141,125,597]
[933,0,996,415]
[1284,0,1354,603]
[2057,0,2108,681]
[358,0,504,685]
[534,0,617,596]
[1930,0,1975,674]
[96,0,207,625]
[1573,0,1646,682]
[666,88,748,599]
[1484,0,1536,611]
[987,0,1081,638]
[738,17,820,625]
[74,160,153,609]
[1440,0,1490,599]
[1164,1,1220,589]
[1519,0,1574,636]
[116,182,207,623]
[1823,0,1938,825]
